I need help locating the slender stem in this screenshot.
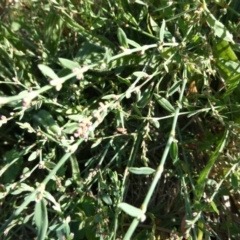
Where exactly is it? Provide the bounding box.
[123,69,187,240]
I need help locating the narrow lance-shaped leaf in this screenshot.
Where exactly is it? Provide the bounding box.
[195,130,228,201]
[59,58,81,70]
[159,19,166,42]
[34,199,48,240]
[137,86,153,108]
[38,64,59,80]
[28,151,38,161]
[132,71,149,78]
[148,14,159,33]
[210,201,219,215]
[150,119,160,129]
[117,27,129,49]
[206,12,234,43]
[167,80,182,97]
[118,202,144,218]
[102,193,113,205]
[154,93,175,113]
[170,140,178,164]
[127,38,141,48]
[128,167,155,175]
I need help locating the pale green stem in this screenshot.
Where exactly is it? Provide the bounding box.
[123,70,187,240]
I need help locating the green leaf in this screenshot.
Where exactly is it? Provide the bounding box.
[16,122,36,133]
[11,183,34,195]
[137,86,152,108]
[128,167,155,175]
[11,21,21,32]
[116,75,131,85]
[167,80,182,97]
[159,19,166,42]
[126,89,132,99]
[123,12,138,27]
[28,151,38,161]
[170,141,178,163]
[195,131,228,201]
[134,0,147,5]
[150,119,160,129]
[38,64,59,80]
[148,15,159,33]
[44,12,63,55]
[62,122,79,134]
[212,40,240,96]
[154,93,175,113]
[70,155,81,186]
[102,94,118,100]
[59,58,80,70]
[44,161,56,170]
[67,114,85,121]
[132,71,149,78]
[212,40,238,61]
[91,138,103,148]
[216,59,240,81]
[34,199,48,240]
[118,202,143,218]
[102,193,113,205]
[43,191,62,213]
[210,201,219,215]
[206,13,233,42]
[132,103,143,116]
[117,27,129,49]
[34,110,62,136]
[127,39,141,48]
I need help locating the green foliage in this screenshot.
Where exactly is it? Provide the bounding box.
[1,0,240,239]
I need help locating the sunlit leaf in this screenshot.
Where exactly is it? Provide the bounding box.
[154,93,175,113]
[91,138,103,148]
[167,80,182,97]
[210,201,219,215]
[28,151,38,161]
[206,13,234,42]
[34,199,48,240]
[159,19,166,42]
[132,71,149,78]
[38,64,59,80]
[150,119,160,129]
[118,202,143,218]
[102,193,113,205]
[59,58,80,70]
[11,183,34,195]
[128,167,155,175]
[148,14,159,33]
[117,27,129,49]
[62,122,79,134]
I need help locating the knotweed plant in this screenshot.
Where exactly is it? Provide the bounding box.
[0,0,240,240]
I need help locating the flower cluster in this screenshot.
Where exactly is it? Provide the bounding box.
[73,102,109,141]
[74,118,93,140]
